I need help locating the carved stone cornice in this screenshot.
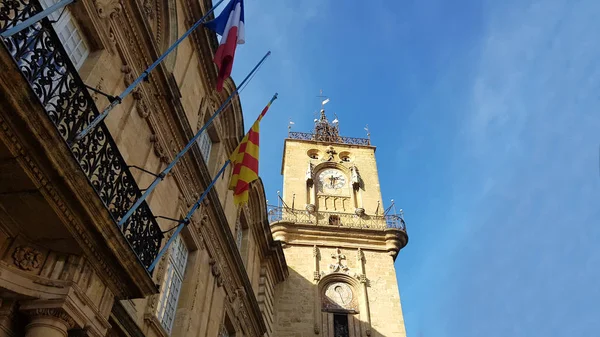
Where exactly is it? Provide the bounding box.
[271,219,408,262]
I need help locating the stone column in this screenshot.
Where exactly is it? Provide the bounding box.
[0,300,18,337]
[22,309,75,337]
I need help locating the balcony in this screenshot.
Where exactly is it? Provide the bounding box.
[267,205,406,231]
[0,0,162,270]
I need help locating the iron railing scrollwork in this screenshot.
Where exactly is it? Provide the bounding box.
[267,205,406,231]
[288,131,371,146]
[0,0,163,269]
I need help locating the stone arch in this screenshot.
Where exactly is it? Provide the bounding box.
[312,161,351,180]
[247,178,268,224]
[318,273,360,293]
[314,273,367,335]
[216,77,244,154]
[162,0,179,72]
[153,0,179,73]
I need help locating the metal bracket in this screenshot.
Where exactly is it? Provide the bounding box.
[128,165,160,178]
[84,84,119,104]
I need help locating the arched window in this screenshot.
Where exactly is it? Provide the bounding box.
[40,0,90,69]
[321,281,358,337]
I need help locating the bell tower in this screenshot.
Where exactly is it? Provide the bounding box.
[269,107,408,337]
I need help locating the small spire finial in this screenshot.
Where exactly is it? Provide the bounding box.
[317,89,329,110]
[288,118,294,136]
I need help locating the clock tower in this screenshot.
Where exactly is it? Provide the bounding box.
[269,108,409,337]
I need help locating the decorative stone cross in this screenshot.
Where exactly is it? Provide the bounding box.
[330,248,349,273]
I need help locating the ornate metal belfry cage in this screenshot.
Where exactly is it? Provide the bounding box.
[0,0,163,270]
[288,109,371,146]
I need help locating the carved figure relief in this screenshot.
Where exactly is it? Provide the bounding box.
[325,146,337,161]
[306,162,314,184]
[329,248,349,273]
[350,165,361,189]
[12,246,42,271]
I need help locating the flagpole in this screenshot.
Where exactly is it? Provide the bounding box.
[1,0,75,38]
[148,159,231,272]
[148,92,279,272]
[117,51,271,228]
[71,0,228,143]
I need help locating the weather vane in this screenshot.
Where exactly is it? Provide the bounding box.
[317,89,330,109]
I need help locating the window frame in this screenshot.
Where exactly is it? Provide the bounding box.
[155,235,189,334]
[39,0,90,69]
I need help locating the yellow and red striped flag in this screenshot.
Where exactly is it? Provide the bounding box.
[228,94,278,205]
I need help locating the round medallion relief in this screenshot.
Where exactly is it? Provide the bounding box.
[324,282,354,310]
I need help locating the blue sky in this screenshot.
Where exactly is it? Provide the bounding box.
[223,0,600,336]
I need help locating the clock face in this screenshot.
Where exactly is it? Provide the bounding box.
[324,282,354,309]
[318,169,347,190]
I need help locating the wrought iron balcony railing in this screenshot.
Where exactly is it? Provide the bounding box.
[288,131,371,146]
[0,0,163,269]
[267,205,406,231]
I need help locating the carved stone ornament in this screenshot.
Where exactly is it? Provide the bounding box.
[149,134,169,163]
[121,64,140,97]
[12,246,42,271]
[306,203,316,214]
[350,165,361,189]
[143,0,155,19]
[137,99,150,118]
[231,287,246,316]
[306,162,314,184]
[325,146,337,162]
[23,308,76,329]
[209,258,223,287]
[329,248,349,273]
[94,0,122,19]
[354,207,365,216]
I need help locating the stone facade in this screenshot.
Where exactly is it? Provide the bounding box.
[270,113,408,337]
[0,0,286,336]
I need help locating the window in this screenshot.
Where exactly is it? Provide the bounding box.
[333,314,349,337]
[40,0,90,69]
[235,220,243,250]
[156,235,188,334]
[197,129,212,164]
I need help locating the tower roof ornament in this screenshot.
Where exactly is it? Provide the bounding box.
[286,90,371,146]
[313,90,341,143]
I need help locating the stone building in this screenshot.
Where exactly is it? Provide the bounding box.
[269,110,409,337]
[0,0,287,336]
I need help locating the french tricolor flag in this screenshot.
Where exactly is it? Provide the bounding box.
[205,0,245,92]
